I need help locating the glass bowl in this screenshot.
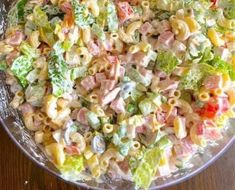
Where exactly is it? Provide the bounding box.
[0,1,234,189]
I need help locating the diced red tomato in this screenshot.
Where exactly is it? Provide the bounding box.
[198,98,219,119]
[65,145,80,155]
[117,2,134,23]
[210,0,218,8]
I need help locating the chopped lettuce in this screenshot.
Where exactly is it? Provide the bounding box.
[72,0,95,28]
[25,82,46,106]
[42,5,63,19]
[219,0,235,19]
[16,0,28,22]
[133,147,163,189]
[209,56,235,81]
[58,155,84,173]
[48,43,73,97]
[20,42,39,59]
[0,61,7,71]
[156,51,180,74]
[91,23,106,41]
[107,1,119,32]
[33,6,55,46]
[139,98,156,116]
[180,65,204,90]
[11,56,32,88]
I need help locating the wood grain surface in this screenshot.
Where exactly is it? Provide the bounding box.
[0,126,234,190]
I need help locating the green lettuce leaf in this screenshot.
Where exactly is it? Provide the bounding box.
[209,56,235,81]
[156,51,180,74]
[0,61,7,71]
[58,155,84,173]
[133,147,163,189]
[107,1,119,32]
[20,42,39,59]
[11,56,32,88]
[48,43,73,97]
[180,65,204,90]
[33,6,56,46]
[25,82,46,106]
[72,0,95,28]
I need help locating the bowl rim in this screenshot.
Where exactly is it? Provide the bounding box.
[1,117,234,190]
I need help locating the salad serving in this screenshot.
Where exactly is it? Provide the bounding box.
[0,0,235,189]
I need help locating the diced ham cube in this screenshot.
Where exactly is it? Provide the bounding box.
[139,22,153,35]
[218,97,229,114]
[107,55,119,64]
[156,31,175,50]
[77,107,88,125]
[6,51,20,65]
[110,97,126,114]
[203,128,222,141]
[95,72,106,84]
[6,31,24,46]
[174,138,196,158]
[117,2,134,23]
[117,159,129,174]
[81,76,96,91]
[100,80,116,95]
[100,87,121,106]
[158,78,179,91]
[65,145,80,155]
[203,75,222,89]
[155,20,171,34]
[59,2,72,14]
[87,41,100,56]
[19,103,34,115]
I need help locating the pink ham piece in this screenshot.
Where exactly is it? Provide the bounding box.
[155,20,171,34]
[156,31,175,50]
[19,103,34,115]
[81,76,96,91]
[107,55,118,64]
[100,80,116,95]
[110,97,126,114]
[100,87,121,106]
[139,22,153,35]
[6,51,19,65]
[173,138,196,158]
[65,145,80,155]
[77,107,89,125]
[59,2,72,14]
[87,41,100,56]
[95,72,106,84]
[117,2,134,23]
[6,31,24,46]
[203,75,222,89]
[158,78,179,91]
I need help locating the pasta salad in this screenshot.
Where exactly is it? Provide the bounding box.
[0,0,235,189]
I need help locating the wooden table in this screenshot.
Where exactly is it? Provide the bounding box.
[0,126,234,190]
